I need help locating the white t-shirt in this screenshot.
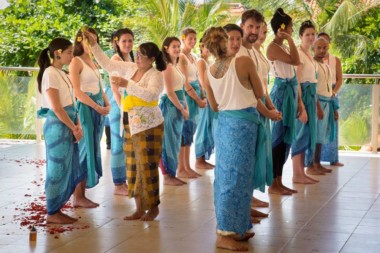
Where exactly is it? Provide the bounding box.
[298,48,318,83]
[42,66,74,109]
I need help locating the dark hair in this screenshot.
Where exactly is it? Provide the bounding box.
[73,27,99,56]
[241,9,264,24]
[299,20,315,36]
[203,27,228,59]
[161,37,181,65]
[114,28,135,62]
[270,8,292,35]
[181,27,197,38]
[139,42,167,72]
[223,23,243,37]
[37,38,72,93]
[317,32,331,42]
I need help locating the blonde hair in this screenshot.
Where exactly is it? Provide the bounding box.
[202,27,228,59]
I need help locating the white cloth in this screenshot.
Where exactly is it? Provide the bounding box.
[207,57,257,111]
[42,66,74,109]
[180,52,198,82]
[325,54,337,84]
[317,62,333,97]
[254,47,270,89]
[76,57,100,94]
[298,48,318,83]
[269,44,295,79]
[162,64,185,93]
[91,44,164,136]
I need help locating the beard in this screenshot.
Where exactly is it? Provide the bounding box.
[246,33,258,43]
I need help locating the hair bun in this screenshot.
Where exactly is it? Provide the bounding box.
[275,8,284,15]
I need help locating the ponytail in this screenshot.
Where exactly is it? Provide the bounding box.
[155,51,166,72]
[37,48,51,93]
[139,42,167,72]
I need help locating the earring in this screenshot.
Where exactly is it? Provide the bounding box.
[57,56,61,60]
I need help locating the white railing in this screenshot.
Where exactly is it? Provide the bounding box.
[1,67,379,152]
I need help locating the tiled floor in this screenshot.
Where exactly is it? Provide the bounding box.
[0,141,380,253]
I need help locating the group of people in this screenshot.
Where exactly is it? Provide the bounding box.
[36,6,344,251]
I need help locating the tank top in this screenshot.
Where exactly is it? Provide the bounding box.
[207,57,257,111]
[163,64,185,93]
[317,62,333,97]
[181,52,198,82]
[298,48,318,83]
[77,57,100,94]
[254,47,270,88]
[324,54,337,84]
[269,44,295,79]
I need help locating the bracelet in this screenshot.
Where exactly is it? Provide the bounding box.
[186,87,194,92]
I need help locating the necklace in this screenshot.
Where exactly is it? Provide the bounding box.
[51,66,75,105]
[300,46,318,80]
[317,62,330,93]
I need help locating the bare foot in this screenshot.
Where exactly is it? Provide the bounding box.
[292,176,318,184]
[164,175,186,186]
[306,167,325,175]
[305,174,319,183]
[73,198,98,208]
[140,206,159,221]
[317,164,332,173]
[124,211,145,220]
[205,161,215,168]
[195,159,214,170]
[252,198,269,208]
[268,185,292,195]
[216,235,248,251]
[250,208,269,218]
[233,232,255,241]
[331,162,344,167]
[186,167,202,177]
[251,216,261,223]
[47,212,77,224]
[114,185,129,196]
[280,184,298,193]
[177,170,198,178]
[59,211,78,222]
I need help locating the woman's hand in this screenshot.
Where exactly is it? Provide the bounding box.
[83,31,98,46]
[111,76,128,88]
[269,109,282,121]
[334,110,339,121]
[181,107,189,120]
[298,109,308,123]
[94,104,110,115]
[317,107,324,120]
[197,98,207,108]
[277,28,291,41]
[72,125,83,143]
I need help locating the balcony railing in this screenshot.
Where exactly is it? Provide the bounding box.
[1,66,379,153]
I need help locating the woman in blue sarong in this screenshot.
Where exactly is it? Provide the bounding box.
[202,27,280,252]
[194,37,216,170]
[266,8,305,195]
[37,38,83,223]
[291,21,320,183]
[69,27,110,208]
[159,37,189,186]
[306,38,339,174]
[107,28,135,196]
[318,32,344,167]
[177,28,207,178]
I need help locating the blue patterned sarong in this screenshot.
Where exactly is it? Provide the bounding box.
[195,90,217,160]
[270,76,298,148]
[214,107,258,235]
[254,97,274,192]
[321,84,340,163]
[39,106,85,215]
[291,82,317,159]
[182,80,201,146]
[77,90,105,188]
[160,90,185,177]
[316,95,339,145]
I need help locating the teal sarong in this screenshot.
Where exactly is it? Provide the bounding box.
[39,106,85,215]
[195,90,217,160]
[159,90,185,177]
[316,95,339,144]
[291,82,317,159]
[182,80,201,146]
[270,76,298,148]
[214,107,258,235]
[254,97,274,192]
[77,90,105,188]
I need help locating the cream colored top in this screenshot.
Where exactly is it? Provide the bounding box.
[181,52,198,82]
[42,66,74,109]
[76,57,101,94]
[91,44,164,135]
[163,64,185,93]
[207,57,257,111]
[316,61,333,97]
[254,47,270,89]
[324,54,337,84]
[298,48,318,83]
[269,44,295,79]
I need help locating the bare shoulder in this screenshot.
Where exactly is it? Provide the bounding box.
[69,57,83,72]
[236,56,254,69]
[111,54,122,61]
[178,54,188,65]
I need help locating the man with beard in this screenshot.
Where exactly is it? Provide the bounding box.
[236,9,273,217]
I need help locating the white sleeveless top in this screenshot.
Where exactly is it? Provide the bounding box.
[207,57,257,111]
[254,47,270,89]
[298,48,318,83]
[269,44,295,79]
[316,62,333,97]
[77,57,100,94]
[324,54,337,84]
[181,53,198,82]
[42,66,74,109]
[163,64,185,93]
